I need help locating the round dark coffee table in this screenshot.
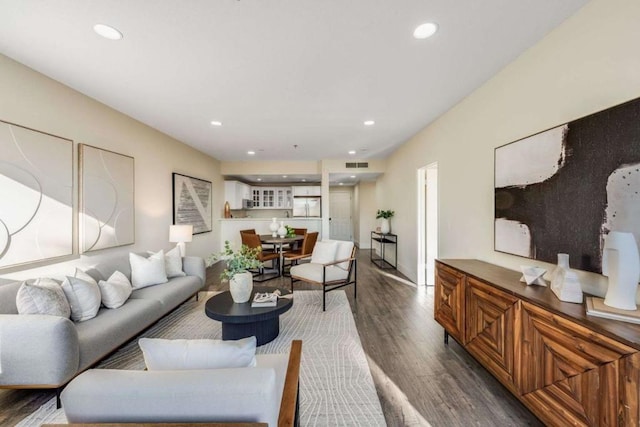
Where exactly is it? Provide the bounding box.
[204,286,293,346]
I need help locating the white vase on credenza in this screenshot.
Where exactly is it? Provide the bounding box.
[602,231,639,310]
[550,253,583,303]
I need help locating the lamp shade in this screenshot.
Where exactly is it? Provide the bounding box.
[169,225,193,243]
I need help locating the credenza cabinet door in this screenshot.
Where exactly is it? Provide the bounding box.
[516,301,637,426]
[465,277,519,392]
[434,263,465,344]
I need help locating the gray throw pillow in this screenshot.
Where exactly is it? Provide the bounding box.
[61,276,101,322]
[16,278,71,318]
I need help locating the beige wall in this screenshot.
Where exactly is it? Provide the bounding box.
[356,181,377,249]
[379,0,640,299]
[0,54,224,279]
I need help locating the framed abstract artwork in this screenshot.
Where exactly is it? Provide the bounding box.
[172,172,212,234]
[495,97,640,274]
[80,144,135,252]
[0,120,73,268]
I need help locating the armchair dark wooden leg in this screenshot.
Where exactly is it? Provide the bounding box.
[322,287,326,312]
[56,387,62,409]
[444,330,449,345]
[354,260,357,300]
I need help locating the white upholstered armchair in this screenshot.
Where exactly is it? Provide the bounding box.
[289,240,357,311]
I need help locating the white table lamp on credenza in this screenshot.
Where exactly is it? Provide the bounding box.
[602,231,640,310]
[169,225,193,257]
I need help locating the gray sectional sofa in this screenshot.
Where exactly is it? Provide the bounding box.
[0,254,206,393]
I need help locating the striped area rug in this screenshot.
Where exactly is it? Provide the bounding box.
[17,290,386,426]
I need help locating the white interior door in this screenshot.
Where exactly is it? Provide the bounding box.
[329,190,352,240]
[426,165,438,285]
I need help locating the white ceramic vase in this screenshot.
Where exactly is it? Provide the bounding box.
[380,218,391,234]
[229,271,253,303]
[602,231,639,310]
[269,218,279,237]
[550,253,583,303]
[277,221,287,238]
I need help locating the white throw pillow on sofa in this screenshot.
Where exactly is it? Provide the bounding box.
[98,271,133,309]
[149,246,185,278]
[130,251,168,289]
[73,268,99,287]
[138,336,257,370]
[61,276,102,322]
[310,240,338,264]
[16,278,71,318]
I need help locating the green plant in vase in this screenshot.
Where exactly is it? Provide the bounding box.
[376,209,395,234]
[207,240,262,281]
[285,225,296,238]
[207,241,262,303]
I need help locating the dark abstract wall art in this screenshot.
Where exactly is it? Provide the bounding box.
[172,173,212,234]
[495,97,640,274]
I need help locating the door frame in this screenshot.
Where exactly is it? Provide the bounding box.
[417,162,438,286]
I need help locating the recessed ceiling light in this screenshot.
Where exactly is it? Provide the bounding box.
[282,175,288,178]
[348,150,356,155]
[247,151,255,155]
[93,24,123,40]
[413,22,438,39]
[302,179,306,182]
[339,183,344,186]
[350,175,356,178]
[210,120,223,126]
[364,120,375,126]
[257,178,262,181]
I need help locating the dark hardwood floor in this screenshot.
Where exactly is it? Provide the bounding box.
[0,249,542,426]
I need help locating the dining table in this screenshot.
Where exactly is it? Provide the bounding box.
[259,234,305,275]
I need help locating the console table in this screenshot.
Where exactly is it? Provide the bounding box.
[370,231,397,269]
[435,259,640,426]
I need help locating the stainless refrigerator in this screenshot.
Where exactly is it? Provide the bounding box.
[293,197,321,217]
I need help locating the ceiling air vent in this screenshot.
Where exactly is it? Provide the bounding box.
[345,162,369,168]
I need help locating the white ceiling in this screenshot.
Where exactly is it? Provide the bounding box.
[225,172,380,186]
[0,0,588,162]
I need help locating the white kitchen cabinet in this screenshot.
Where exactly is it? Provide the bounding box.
[292,185,321,196]
[224,181,252,209]
[250,187,291,209]
[275,187,293,208]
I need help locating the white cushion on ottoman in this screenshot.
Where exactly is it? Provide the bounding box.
[61,366,280,426]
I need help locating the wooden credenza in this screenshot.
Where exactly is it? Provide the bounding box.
[435,260,640,426]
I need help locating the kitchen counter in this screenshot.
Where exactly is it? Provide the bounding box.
[219,218,322,221]
[218,218,322,251]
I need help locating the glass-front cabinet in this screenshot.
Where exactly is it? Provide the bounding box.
[250,187,291,209]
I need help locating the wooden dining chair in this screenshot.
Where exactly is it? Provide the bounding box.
[240,229,274,252]
[241,232,280,281]
[283,232,318,275]
[287,228,307,251]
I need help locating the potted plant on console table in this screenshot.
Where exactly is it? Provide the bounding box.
[376,209,395,234]
[208,241,262,303]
